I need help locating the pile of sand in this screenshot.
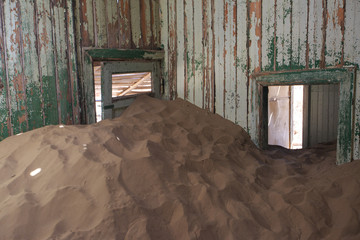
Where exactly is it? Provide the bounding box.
[0,95,360,240]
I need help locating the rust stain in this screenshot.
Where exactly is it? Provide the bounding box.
[107,0,120,48]
[18,114,27,125]
[40,27,50,49]
[224,1,228,25]
[149,0,155,48]
[80,0,90,46]
[13,73,25,98]
[232,4,236,37]
[140,0,147,48]
[339,0,346,66]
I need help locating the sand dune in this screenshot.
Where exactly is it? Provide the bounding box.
[0,95,360,240]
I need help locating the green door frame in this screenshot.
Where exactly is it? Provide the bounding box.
[82,48,164,124]
[252,68,356,165]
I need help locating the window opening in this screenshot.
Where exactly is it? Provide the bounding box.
[93,63,153,122]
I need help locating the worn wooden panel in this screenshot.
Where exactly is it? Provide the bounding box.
[159,0,169,98]
[308,0,323,68]
[53,0,72,124]
[236,0,248,129]
[248,0,262,141]
[325,0,345,66]
[106,0,120,48]
[261,0,275,71]
[4,0,28,134]
[203,0,213,111]
[275,0,291,70]
[194,0,203,108]
[184,0,194,103]
[223,0,236,122]
[176,0,185,99]
[66,0,80,124]
[37,0,58,126]
[20,0,43,130]
[118,0,132,48]
[83,53,95,124]
[291,0,307,69]
[168,0,177,99]
[309,85,339,145]
[130,0,142,48]
[94,1,107,48]
[79,0,94,47]
[0,1,9,139]
[140,0,151,48]
[214,0,224,117]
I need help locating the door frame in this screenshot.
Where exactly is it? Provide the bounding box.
[82,48,164,124]
[252,67,356,165]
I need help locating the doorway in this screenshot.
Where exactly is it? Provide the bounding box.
[252,68,356,164]
[267,84,339,150]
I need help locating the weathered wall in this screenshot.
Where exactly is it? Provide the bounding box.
[160,0,360,159]
[0,0,79,140]
[74,0,162,123]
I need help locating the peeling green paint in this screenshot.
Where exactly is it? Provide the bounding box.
[86,49,164,60]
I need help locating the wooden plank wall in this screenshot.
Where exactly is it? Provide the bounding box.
[0,0,79,140]
[160,0,360,159]
[309,84,340,147]
[75,0,162,122]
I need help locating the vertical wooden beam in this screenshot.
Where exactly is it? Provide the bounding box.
[224,0,237,122]
[214,0,224,117]
[168,0,177,100]
[320,0,327,68]
[20,0,43,130]
[236,0,248,129]
[203,0,213,111]
[140,0,151,48]
[94,0,108,48]
[65,0,80,124]
[291,0,308,69]
[184,0,194,102]
[194,0,203,107]
[308,0,323,69]
[159,0,169,98]
[79,0,94,47]
[52,0,72,124]
[130,0,142,48]
[37,0,58,125]
[325,0,345,67]
[106,0,120,48]
[0,0,10,139]
[248,0,262,141]
[176,0,185,99]
[4,0,28,134]
[118,0,132,49]
[275,0,291,70]
[261,0,275,72]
